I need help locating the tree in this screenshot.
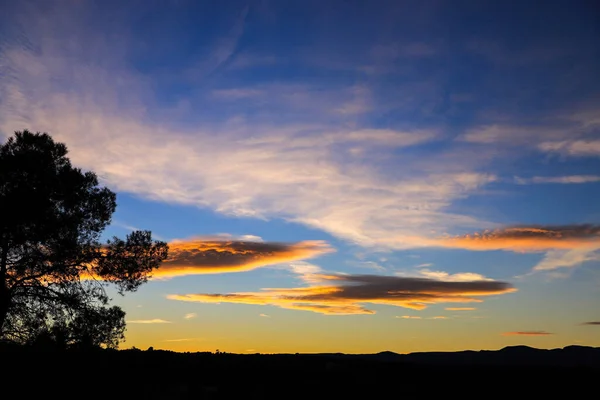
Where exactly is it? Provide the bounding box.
[27,306,126,350]
[0,130,168,347]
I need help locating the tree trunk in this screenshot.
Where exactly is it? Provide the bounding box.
[0,244,9,337]
[0,289,8,338]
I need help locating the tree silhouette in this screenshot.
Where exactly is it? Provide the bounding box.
[0,130,168,348]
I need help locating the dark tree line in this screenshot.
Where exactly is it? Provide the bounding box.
[0,130,168,349]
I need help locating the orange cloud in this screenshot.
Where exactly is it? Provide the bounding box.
[437,225,600,252]
[154,239,334,278]
[502,331,553,336]
[167,274,516,315]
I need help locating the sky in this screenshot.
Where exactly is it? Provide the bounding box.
[1,0,599,354]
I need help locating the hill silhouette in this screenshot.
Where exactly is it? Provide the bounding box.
[1,343,597,399]
[322,344,600,367]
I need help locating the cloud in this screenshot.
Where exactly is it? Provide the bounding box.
[259,313,270,318]
[371,42,437,60]
[514,175,600,184]
[432,225,600,272]
[539,140,600,157]
[356,261,386,271]
[416,269,492,282]
[185,5,249,79]
[0,22,499,253]
[127,319,171,324]
[333,85,372,115]
[429,316,448,319]
[228,53,280,70]
[415,263,433,268]
[281,261,325,284]
[184,313,197,320]
[533,248,600,271]
[2,1,596,261]
[445,307,476,311]
[459,125,570,145]
[167,273,516,315]
[396,316,422,319]
[502,331,553,336]
[581,321,600,326]
[437,225,600,252]
[212,88,264,99]
[155,239,334,278]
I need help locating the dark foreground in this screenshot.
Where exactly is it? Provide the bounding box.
[2,345,598,399]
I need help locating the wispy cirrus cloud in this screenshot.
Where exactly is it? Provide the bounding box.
[184,313,197,320]
[156,239,334,278]
[211,88,264,99]
[459,125,570,145]
[185,5,249,80]
[459,117,600,158]
[2,1,598,266]
[580,321,600,326]
[533,248,600,271]
[502,331,553,336]
[539,140,600,157]
[415,263,433,268]
[167,274,516,315]
[0,8,501,254]
[128,319,171,324]
[514,175,600,184]
[445,307,476,311]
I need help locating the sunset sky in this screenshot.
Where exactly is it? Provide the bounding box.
[1,0,599,354]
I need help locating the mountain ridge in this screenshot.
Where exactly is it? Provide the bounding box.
[306,344,600,367]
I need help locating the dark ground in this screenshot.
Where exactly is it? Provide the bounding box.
[2,344,598,399]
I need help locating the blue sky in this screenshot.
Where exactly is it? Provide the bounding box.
[1,0,599,352]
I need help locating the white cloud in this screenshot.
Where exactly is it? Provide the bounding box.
[459,125,568,145]
[539,140,600,157]
[355,261,386,271]
[416,268,493,282]
[184,313,197,320]
[533,246,600,271]
[515,175,600,184]
[277,261,325,284]
[0,50,496,252]
[0,12,509,253]
[196,233,264,242]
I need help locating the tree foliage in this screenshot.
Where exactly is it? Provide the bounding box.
[0,130,168,348]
